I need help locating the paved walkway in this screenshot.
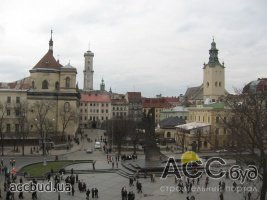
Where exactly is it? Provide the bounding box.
[2,171,261,200]
[0,129,264,199]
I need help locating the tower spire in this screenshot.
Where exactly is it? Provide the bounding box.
[208,37,220,66]
[100,78,105,91]
[49,29,53,52]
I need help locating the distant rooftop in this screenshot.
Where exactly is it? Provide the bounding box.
[0,77,31,90]
[176,122,210,131]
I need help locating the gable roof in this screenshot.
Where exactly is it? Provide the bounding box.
[159,116,186,129]
[184,85,203,100]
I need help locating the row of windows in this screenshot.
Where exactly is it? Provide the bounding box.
[81,116,109,121]
[191,115,226,123]
[5,124,20,132]
[6,96,20,104]
[206,81,222,87]
[113,112,127,117]
[33,77,71,90]
[112,107,127,111]
[80,103,110,107]
[80,109,109,113]
[6,109,20,116]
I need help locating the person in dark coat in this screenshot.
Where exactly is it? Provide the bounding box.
[92,188,95,198]
[86,189,90,199]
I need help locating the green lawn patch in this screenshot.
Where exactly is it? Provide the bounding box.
[20,160,93,177]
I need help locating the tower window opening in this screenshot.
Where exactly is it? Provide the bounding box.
[42,80,48,89]
[65,77,70,88]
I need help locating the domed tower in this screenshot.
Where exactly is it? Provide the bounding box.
[203,38,225,102]
[83,49,94,91]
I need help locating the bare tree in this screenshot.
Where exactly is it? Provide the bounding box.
[31,101,56,155]
[59,104,77,142]
[15,100,29,156]
[105,119,135,155]
[176,129,186,153]
[0,102,7,156]
[223,92,267,200]
[125,120,141,154]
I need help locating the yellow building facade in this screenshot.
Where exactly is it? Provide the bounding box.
[0,33,80,140]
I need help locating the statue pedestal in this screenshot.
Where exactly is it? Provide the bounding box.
[145,145,161,162]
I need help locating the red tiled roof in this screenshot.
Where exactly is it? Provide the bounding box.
[127,92,141,98]
[111,98,127,105]
[142,98,172,108]
[33,50,63,69]
[164,97,180,103]
[81,93,111,103]
[126,92,142,102]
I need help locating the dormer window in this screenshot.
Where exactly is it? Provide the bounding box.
[32,81,35,89]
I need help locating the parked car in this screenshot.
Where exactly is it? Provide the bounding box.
[94,141,101,149]
[215,149,228,153]
[86,147,93,153]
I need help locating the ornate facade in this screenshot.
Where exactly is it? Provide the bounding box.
[0,33,80,139]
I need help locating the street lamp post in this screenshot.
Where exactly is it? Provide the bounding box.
[35,118,47,166]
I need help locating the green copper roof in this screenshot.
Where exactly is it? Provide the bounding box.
[203,102,225,109]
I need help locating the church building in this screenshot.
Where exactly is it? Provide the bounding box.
[0,32,80,141]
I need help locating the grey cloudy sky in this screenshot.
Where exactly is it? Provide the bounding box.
[0,0,266,97]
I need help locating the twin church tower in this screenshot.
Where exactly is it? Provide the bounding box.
[83,38,226,102]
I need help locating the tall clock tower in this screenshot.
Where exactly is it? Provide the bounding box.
[83,50,94,91]
[203,39,225,102]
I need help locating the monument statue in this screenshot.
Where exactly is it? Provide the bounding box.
[143,108,161,161]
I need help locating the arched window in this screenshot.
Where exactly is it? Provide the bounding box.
[167,132,171,138]
[215,82,218,87]
[64,102,70,112]
[206,82,209,87]
[42,80,48,89]
[219,82,221,87]
[32,81,35,89]
[65,77,70,88]
[55,81,59,90]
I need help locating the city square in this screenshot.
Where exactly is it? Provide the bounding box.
[0,1,267,199]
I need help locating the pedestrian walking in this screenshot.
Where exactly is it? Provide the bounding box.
[92,188,95,198]
[248,191,251,200]
[86,189,90,200]
[18,191,24,199]
[219,192,224,200]
[76,174,79,182]
[71,186,75,196]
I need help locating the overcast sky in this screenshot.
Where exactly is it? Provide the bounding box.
[0,0,266,97]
